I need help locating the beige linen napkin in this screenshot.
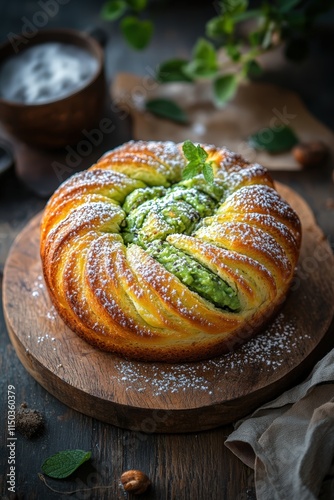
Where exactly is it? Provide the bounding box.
[225,348,334,500]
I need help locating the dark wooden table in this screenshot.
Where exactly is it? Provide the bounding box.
[1,2,334,499]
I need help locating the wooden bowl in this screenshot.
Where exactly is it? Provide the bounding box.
[0,28,106,149]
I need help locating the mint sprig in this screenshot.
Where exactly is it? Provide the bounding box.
[41,450,91,479]
[182,141,215,184]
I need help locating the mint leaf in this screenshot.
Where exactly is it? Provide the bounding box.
[205,16,225,39]
[245,59,263,77]
[213,74,238,106]
[157,59,193,83]
[196,144,208,162]
[41,450,91,479]
[145,99,188,124]
[120,16,153,50]
[221,0,248,15]
[181,141,215,184]
[248,126,299,153]
[203,163,214,184]
[182,140,198,160]
[226,43,241,62]
[193,38,217,64]
[206,16,234,38]
[101,0,127,20]
[249,30,261,47]
[185,38,218,79]
[182,160,202,179]
[233,9,262,22]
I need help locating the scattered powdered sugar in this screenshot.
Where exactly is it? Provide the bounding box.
[31,275,44,298]
[46,305,58,321]
[207,312,305,373]
[36,333,57,350]
[113,313,310,397]
[117,362,213,397]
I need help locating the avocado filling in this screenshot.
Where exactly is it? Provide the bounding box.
[146,241,240,311]
[121,177,224,245]
[120,176,240,311]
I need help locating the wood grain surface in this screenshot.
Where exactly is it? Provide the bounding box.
[3,183,334,433]
[1,4,334,498]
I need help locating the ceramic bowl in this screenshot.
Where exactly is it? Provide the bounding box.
[0,28,106,149]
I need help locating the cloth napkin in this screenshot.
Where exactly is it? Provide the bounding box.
[225,348,334,500]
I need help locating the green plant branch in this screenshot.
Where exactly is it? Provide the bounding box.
[102,0,334,116]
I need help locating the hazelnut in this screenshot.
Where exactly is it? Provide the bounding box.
[292,141,329,168]
[121,469,151,495]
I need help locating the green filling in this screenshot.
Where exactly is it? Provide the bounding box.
[121,176,240,311]
[121,177,225,245]
[145,241,240,311]
[123,186,167,214]
[176,177,226,201]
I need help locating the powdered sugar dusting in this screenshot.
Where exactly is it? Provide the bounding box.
[31,274,44,298]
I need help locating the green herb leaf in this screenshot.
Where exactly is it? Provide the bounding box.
[181,141,215,184]
[249,30,261,47]
[248,126,299,153]
[120,16,153,50]
[221,0,248,16]
[206,15,234,37]
[41,450,91,479]
[182,139,198,160]
[156,59,193,83]
[206,16,226,39]
[226,43,241,62]
[182,160,202,179]
[126,0,147,11]
[203,163,214,184]
[213,74,238,106]
[245,59,263,77]
[184,38,218,78]
[233,9,262,22]
[145,98,188,124]
[101,0,127,20]
[196,144,208,162]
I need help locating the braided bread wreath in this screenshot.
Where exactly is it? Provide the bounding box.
[40,140,301,363]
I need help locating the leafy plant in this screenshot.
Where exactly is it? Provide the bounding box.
[102,0,334,110]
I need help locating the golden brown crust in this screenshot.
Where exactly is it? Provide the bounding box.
[40,140,301,362]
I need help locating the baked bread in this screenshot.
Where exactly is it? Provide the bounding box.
[40,140,301,362]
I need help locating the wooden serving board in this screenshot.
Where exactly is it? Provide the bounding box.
[3,184,334,433]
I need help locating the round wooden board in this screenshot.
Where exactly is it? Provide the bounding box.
[3,183,334,433]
